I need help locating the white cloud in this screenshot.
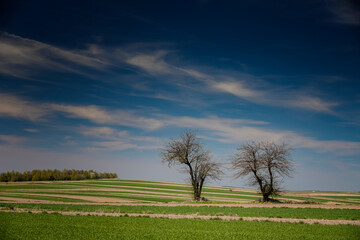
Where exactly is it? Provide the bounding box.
[51,104,164,130]
[0,93,48,121]
[0,32,108,79]
[212,81,261,98]
[81,126,117,137]
[125,50,174,75]
[0,93,356,155]
[79,126,163,151]
[51,104,114,124]
[164,115,360,155]
[121,49,338,114]
[287,96,339,114]
[0,33,339,114]
[0,93,164,130]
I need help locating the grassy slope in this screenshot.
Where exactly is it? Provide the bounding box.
[1,179,360,204]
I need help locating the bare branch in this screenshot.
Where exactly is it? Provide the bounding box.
[231,141,294,202]
[161,129,222,201]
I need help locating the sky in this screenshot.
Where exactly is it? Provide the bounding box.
[0,0,359,191]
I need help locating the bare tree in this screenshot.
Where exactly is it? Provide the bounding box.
[161,130,222,201]
[232,141,294,202]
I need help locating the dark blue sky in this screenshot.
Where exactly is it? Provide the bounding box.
[0,0,359,191]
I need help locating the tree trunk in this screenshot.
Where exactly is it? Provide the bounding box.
[262,194,269,202]
[192,182,201,201]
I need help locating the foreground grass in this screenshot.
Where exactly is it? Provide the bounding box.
[1,212,359,240]
[1,203,359,220]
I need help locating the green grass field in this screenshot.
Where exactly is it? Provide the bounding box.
[1,179,359,204]
[1,202,359,220]
[1,179,360,239]
[1,212,359,240]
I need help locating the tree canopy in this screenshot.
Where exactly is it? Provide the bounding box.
[231,141,294,202]
[161,130,222,201]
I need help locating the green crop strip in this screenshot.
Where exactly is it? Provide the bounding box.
[72,181,262,196]
[1,212,359,240]
[8,189,259,202]
[0,194,90,203]
[0,184,82,190]
[67,183,261,200]
[1,203,359,220]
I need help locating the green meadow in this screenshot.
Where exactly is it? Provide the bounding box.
[1,212,359,240]
[1,179,359,239]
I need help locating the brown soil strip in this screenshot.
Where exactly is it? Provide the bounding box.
[1,209,359,226]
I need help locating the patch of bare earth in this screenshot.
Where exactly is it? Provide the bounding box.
[1,209,359,226]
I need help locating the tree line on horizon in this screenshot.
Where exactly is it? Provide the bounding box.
[0,169,117,182]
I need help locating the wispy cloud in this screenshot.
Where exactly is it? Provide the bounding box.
[0,93,356,154]
[0,33,339,114]
[164,115,360,155]
[0,93,164,130]
[124,50,174,75]
[0,135,27,145]
[0,32,108,79]
[120,48,339,114]
[287,96,339,113]
[51,104,164,130]
[80,126,119,138]
[212,81,262,98]
[0,93,48,121]
[80,126,163,151]
[327,0,360,25]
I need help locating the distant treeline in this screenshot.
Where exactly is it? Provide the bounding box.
[0,169,117,182]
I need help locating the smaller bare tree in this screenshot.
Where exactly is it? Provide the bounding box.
[161,130,222,201]
[232,141,294,202]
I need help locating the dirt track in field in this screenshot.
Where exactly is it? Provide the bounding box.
[1,209,359,226]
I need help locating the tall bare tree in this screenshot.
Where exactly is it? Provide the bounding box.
[232,141,294,202]
[161,130,222,201]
